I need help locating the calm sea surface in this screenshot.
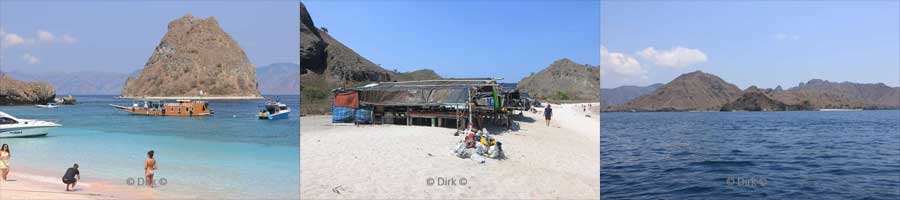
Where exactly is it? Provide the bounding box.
[601,110,900,199]
[0,95,300,199]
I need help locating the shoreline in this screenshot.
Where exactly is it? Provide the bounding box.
[116,96,265,100]
[0,165,191,200]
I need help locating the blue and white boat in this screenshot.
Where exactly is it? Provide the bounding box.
[257,100,290,120]
[0,111,61,138]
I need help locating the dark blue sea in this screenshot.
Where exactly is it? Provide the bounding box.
[601,110,900,199]
[0,95,300,198]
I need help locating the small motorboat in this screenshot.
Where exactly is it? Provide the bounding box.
[258,99,290,120]
[0,111,61,138]
[111,100,213,116]
[35,102,59,108]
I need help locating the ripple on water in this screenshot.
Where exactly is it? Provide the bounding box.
[601,111,900,199]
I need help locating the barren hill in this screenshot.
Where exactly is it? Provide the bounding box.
[517,58,600,101]
[618,71,742,111]
[121,14,261,98]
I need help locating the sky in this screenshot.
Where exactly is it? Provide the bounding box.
[0,0,299,74]
[601,1,900,89]
[303,0,600,83]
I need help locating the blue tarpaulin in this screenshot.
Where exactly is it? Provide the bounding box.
[332,106,355,123]
[355,107,373,123]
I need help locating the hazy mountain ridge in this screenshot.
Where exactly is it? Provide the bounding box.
[256,63,300,95]
[600,83,663,107]
[6,70,134,95]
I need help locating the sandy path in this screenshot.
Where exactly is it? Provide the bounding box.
[300,103,599,199]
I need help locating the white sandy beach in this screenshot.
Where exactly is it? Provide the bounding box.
[0,167,183,200]
[300,103,600,199]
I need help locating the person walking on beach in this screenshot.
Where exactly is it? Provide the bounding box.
[0,144,9,181]
[544,104,553,127]
[62,163,80,191]
[145,150,157,188]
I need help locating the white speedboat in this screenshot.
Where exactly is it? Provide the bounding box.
[35,102,59,108]
[0,111,61,138]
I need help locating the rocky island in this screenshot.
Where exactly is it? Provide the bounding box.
[121,14,261,99]
[0,75,56,105]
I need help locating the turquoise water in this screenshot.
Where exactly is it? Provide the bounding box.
[0,95,300,199]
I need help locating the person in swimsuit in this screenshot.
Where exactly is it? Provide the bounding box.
[145,150,157,188]
[0,144,9,181]
[62,163,80,191]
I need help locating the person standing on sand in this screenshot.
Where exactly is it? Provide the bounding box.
[0,144,9,181]
[62,163,80,191]
[544,104,553,127]
[145,150,157,188]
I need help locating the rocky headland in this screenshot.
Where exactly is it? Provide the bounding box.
[0,75,56,105]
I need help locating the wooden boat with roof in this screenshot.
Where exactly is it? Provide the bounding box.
[111,100,213,116]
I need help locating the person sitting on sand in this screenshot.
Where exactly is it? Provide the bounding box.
[544,104,553,127]
[0,144,9,181]
[145,150,157,188]
[62,163,80,191]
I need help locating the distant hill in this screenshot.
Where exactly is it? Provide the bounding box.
[781,79,900,108]
[300,2,441,114]
[721,86,791,111]
[616,71,742,111]
[600,83,662,107]
[256,63,300,95]
[6,70,134,95]
[393,69,442,82]
[517,58,600,101]
[606,71,899,112]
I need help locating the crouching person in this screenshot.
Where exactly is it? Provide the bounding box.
[62,163,80,191]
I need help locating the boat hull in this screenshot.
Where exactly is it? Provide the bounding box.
[258,110,290,120]
[0,127,56,138]
[111,104,212,116]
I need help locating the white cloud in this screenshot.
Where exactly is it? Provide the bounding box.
[3,33,26,48]
[61,34,78,44]
[636,46,707,68]
[773,32,799,41]
[601,45,647,78]
[22,53,40,64]
[37,30,55,43]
